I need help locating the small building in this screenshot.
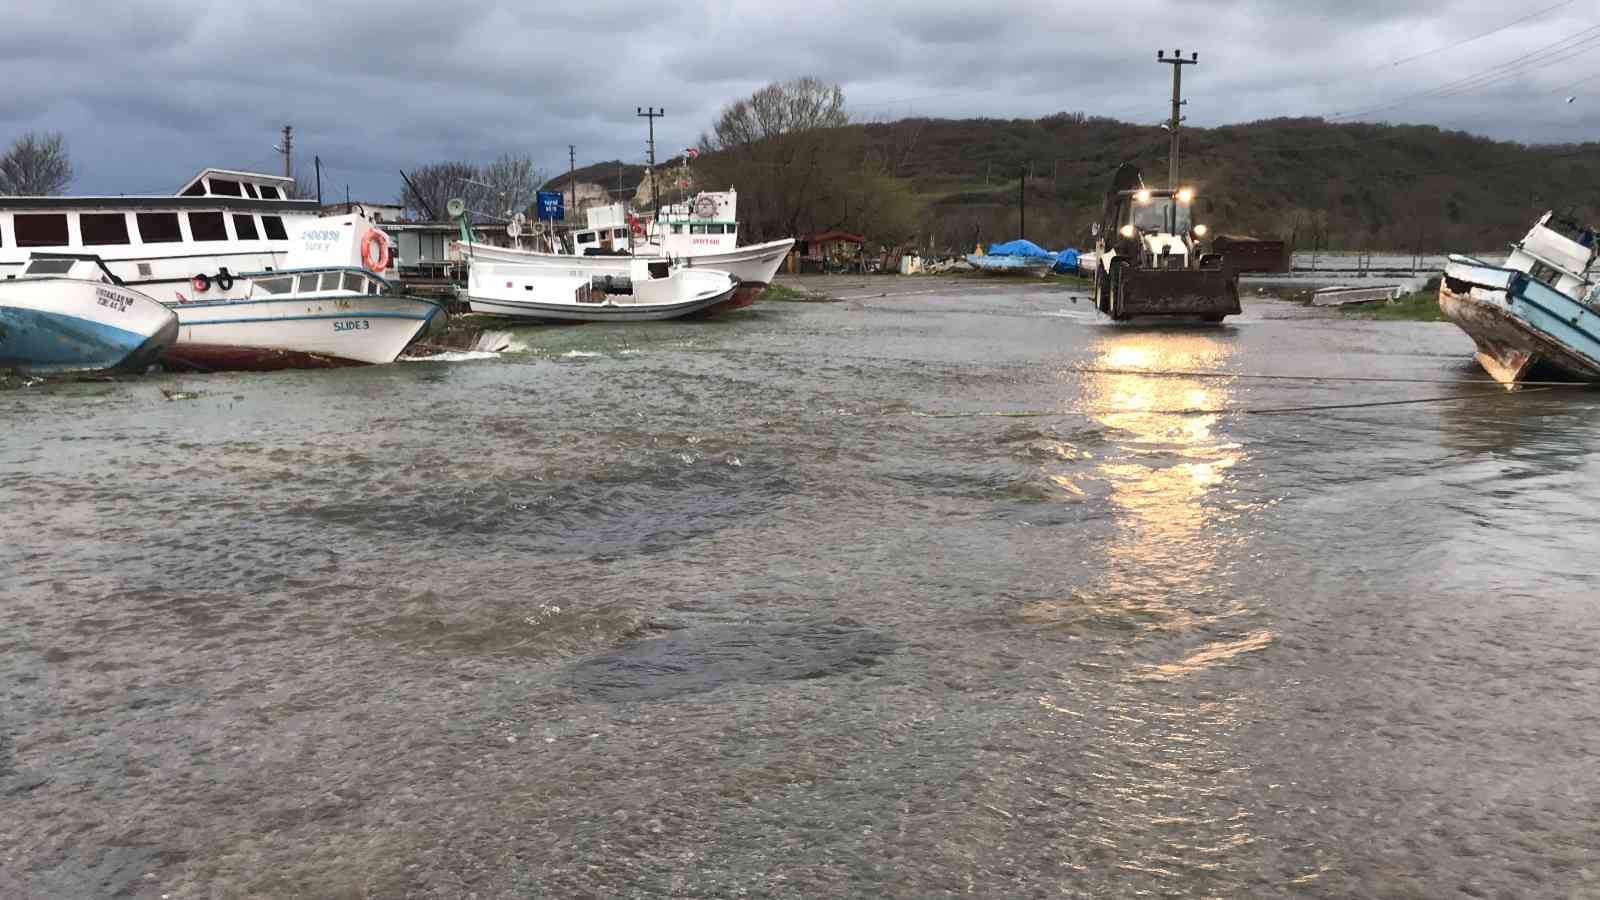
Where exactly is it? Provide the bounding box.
[793,231,865,273]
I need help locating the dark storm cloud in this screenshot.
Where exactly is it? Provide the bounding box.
[2,0,1594,198]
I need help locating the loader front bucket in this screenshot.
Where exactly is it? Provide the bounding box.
[1112,267,1241,321]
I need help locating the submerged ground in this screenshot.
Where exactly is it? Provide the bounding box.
[4,278,1598,898]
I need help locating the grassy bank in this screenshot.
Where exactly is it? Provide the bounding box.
[1332,276,1446,322]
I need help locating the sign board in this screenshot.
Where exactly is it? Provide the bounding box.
[536,191,564,221]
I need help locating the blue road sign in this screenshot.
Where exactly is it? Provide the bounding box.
[536,191,564,221]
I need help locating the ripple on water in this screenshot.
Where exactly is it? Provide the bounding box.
[563,620,896,702]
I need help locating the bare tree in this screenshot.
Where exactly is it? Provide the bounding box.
[477,154,546,219]
[398,161,477,220]
[0,132,73,196]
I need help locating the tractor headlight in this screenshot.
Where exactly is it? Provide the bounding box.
[1177,188,1194,204]
[1193,224,1209,237]
[1119,224,1136,238]
[1134,190,1151,203]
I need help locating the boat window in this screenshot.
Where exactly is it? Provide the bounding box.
[690,224,708,234]
[296,273,323,292]
[254,276,293,295]
[367,280,381,295]
[260,216,288,241]
[14,214,69,247]
[343,272,366,292]
[208,179,244,197]
[80,213,130,246]
[136,212,183,243]
[23,258,77,276]
[1529,260,1563,286]
[319,272,342,291]
[671,224,683,234]
[188,212,229,241]
[258,185,282,200]
[614,228,628,239]
[242,183,259,199]
[232,214,259,240]
[181,181,206,197]
[577,231,595,243]
[710,224,728,234]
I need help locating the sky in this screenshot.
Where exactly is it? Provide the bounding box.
[1,0,1594,200]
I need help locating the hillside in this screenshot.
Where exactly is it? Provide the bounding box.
[692,115,1600,253]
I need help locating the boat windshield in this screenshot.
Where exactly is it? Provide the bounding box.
[22,258,79,277]
[1127,198,1193,233]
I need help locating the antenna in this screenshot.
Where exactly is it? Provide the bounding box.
[638,106,664,216]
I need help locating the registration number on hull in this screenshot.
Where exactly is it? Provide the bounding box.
[333,319,370,332]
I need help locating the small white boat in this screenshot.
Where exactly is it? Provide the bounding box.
[161,208,442,370]
[0,255,177,375]
[466,257,738,322]
[1310,284,1402,306]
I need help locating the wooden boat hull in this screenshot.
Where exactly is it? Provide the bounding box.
[0,278,178,375]
[1438,255,1600,384]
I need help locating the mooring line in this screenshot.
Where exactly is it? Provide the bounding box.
[909,387,1557,419]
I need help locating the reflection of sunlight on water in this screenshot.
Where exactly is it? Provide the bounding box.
[1139,630,1275,681]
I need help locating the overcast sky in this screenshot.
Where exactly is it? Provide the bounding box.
[2,0,1594,199]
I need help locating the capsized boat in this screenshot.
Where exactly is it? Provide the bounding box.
[0,255,177,375]
[161,208,442,370]
[466,257,738,322]
[1438,211,1600,384]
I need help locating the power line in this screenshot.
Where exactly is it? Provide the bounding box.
[1330,24,1600,121]
[1384,0,1579,67]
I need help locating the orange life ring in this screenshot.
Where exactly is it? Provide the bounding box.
[628,216,646,239]
[360,228,391,272]
[191,274,211,293]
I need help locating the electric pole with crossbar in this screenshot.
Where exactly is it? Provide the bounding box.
[1157,50,1197,188]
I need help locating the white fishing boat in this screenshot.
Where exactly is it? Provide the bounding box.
[0,169,321,302]
[160,208,442,370]
[0,255,177,375]
[1439,211,1600,384]
[466,256,738,322]
[454,189,793,309]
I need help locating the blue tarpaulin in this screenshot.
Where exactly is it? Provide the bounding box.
[1051,249,1080,274]
[986,239,1056,259]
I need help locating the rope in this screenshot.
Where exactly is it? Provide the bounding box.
[909,387,1561,420]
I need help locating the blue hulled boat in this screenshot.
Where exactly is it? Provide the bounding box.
[1438,212,1600,385]
[0,255,178,375]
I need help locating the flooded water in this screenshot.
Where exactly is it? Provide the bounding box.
[5,278,1600,898]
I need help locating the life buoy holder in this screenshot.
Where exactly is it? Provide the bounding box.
[360,228,391,272]
[191,273,211,293]
[215,268,234,291]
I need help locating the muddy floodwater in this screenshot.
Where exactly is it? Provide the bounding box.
[5,277,1600,898]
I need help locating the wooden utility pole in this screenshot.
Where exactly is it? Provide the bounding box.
[1157,50,1198,188]
[277,125,293,180]
[568,145,576,217]
[1019,167,1026,240]
[637,106,663,215]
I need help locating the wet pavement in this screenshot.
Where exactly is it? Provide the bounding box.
[4,278,1599,898]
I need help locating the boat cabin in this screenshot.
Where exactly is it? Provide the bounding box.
[241,267,393,299]
[0,168,318,268]
[16,253,124,283]
[653,190,740,253]
[1508,212,1598,298]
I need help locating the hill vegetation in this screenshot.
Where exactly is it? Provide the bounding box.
[543,79,1599,255]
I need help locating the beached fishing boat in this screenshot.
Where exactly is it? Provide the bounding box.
[465,256,738,322]
[1438,212,1600,385]
[161,208,442,370]
[455,190,792,309]
[0,169,319,302]
[0,255,177,375]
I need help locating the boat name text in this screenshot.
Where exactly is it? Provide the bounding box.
[333,319,370,332]
[95,287,133,313]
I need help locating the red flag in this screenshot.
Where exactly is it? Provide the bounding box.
[684,148,700,160]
